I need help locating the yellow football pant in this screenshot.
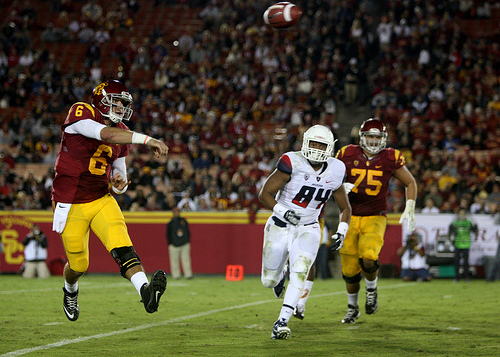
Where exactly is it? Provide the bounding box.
[60,194,133,273]
[339,215,387,277]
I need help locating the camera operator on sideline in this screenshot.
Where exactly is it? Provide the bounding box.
[22,225,51,279]
[397,233,431,282]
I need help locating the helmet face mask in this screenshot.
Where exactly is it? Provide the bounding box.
[91,80,133,123]
[301,125,336,163]
[359,118,387,154]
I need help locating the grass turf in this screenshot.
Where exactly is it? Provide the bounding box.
[1,274,499,356]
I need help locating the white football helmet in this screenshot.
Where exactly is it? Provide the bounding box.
[301,125,336,163]
[359,118,388,154]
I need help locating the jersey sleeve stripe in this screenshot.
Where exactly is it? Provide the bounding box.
[277,154,292,174]
[336,146,346,159]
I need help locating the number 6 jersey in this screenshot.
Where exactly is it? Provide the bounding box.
[275,151,346,224]
[52,102,130,204]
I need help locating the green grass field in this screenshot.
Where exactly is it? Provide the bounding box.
[1,274,499,356]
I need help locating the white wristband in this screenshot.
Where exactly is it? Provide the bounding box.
[336,222,349,236]
[131,132,152,145]
[112,185,127,194]
[273,203,288,217]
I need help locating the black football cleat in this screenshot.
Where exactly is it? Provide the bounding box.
[63,287,79,321]
[293,307,305,320]
[271,318,291,340]
[141,270,167,313]
[342,304,361,324]
[365,287,379,315]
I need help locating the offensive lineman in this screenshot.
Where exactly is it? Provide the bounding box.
[336,118,417,323]
[52,80,168,321]
[259,125,351,339]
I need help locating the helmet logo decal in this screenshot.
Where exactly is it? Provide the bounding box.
[93,82,108,96]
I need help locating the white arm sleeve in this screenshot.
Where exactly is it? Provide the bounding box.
[64,119,106,140]
[111,157,128,194]
[112,157,127,180]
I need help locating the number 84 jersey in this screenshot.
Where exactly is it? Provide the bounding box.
[275,151,346,224]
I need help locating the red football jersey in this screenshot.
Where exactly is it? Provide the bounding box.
[336,145,405,216]
[52,102,130,203]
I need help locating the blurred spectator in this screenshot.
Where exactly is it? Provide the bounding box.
[470,192,490,214]
[421,197,440,214]
[82,0,103,23]
[192,150,212,171]
[178,30,194,56]
[177,190,196,211]
[77,22,95,43]
[344,58,360,105]
[0,0,499,217]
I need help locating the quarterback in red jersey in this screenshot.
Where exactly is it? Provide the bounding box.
[335,118,417,324]
[52,80,169,321]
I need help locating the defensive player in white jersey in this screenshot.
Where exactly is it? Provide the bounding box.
[259,125,352,340]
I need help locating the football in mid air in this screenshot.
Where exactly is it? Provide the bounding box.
[263,2,302,29]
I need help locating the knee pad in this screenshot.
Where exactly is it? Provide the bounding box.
[343,272,362,284]
[110,246,141,278]
[359,258,380,274]
[289,257,312,287]
[340,253,361,277]
[67,254,89,274]
[261,276,276,289]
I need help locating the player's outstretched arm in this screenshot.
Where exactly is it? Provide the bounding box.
[100,127,169,157]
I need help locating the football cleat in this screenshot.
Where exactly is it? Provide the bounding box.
[273,274,286,299]
[271,318,291,340]
[141,270,167,313]
[342,304,361,324]
[365,287,379,315]
[293,306,305,320]
[63,287,79,321]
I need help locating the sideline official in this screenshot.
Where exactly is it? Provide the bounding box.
[166,207,192,279]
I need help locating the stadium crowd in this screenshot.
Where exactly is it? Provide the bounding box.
[0,0,499,217]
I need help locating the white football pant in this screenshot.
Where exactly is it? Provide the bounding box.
[261,216,321,309]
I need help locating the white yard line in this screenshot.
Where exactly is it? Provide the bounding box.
[1,283,414,356]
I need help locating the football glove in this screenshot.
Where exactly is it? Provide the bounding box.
[343,182,355,194]
[273,202,300,226]
[283,210,300,226]
[330,233,345,251]
[52,203,72,233]
[399,199,416,232]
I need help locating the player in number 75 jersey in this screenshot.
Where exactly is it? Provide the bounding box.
[335,118,417,324]
[258,125,351,339]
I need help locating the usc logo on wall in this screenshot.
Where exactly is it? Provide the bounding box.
[1,216,32,265]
